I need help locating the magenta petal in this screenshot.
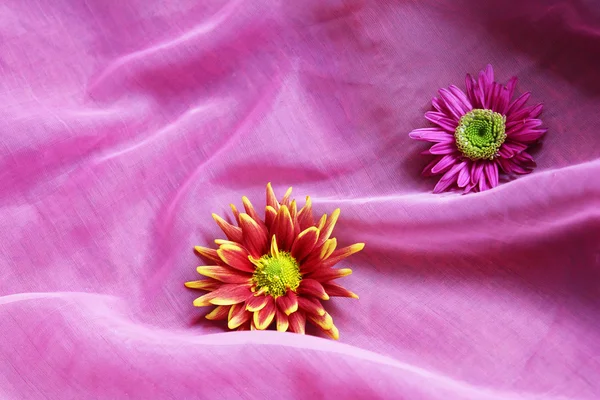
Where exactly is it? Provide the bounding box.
[497,146,514,159]
[501,141,528,156]
[484,64,494,84]
[506,76,518,99]
[477,73,489,108]
[432,97,444,112]
[429,142,457,155]
[490,83,501,112]
[449,85,473,112]
[506,119,543,132]
[421,157,440,177]
[506,92,531,115]
[431,154,457,174]
[425,112,458,132]
[478,171,489,192]
[516,151,534,163]
[409,128,453,143]
[509,129,547,142]
[439,88,467,120]
[464,182,476,194]
[484,162,499,188]
[457,165,471,187]
[470,161,484,185]
[433,162,466,193]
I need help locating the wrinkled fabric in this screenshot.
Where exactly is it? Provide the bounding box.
[1,0,599,399]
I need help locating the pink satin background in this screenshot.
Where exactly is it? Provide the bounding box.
[1,0,599,398]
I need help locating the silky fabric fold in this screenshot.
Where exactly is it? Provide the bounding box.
[1,0,599,399]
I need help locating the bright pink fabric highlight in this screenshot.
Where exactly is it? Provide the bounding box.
[1,0,599,398]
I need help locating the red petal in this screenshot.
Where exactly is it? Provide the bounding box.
[217,244,255,273]
[212,213,243,243]
[307,311,333,330]
[229,204,241,225]
[316,208,340,247]
[239,213,268,258]
[288,310,306,334]
[324,324,340,340]
[281,187,293,206]
[253,296,276,330]
[297,196,315,231]
[184,278,221,292]
[228,303,252,329]
[196,265,251,284]
[276,308,289,332]
[242,196,267,232]
[246,295,270,312]
[291,227,320,262]
[322,282,359,299]
[290,199,301,237]
[307,267,353,283]
[194,246,220,263]
[276,290,298,315]
[266,182,280,211]
[322,243,364,268]
[297,279,329,300]
[265,205,277,229]
[208,284,252,306]
[270,205,295,251]
[205,305,230,321]
[297,296,326,316]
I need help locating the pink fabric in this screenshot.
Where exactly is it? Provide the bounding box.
[1,0,599,398]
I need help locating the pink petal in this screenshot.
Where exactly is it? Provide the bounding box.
[478,171,489,192]
[484,64,494,84]
[484,162,499,188]
[429,142,457,155]
[425,112,458,132]
[431,154,458,174]
[449,85,473,113]
[470,161,484,185]
[465,74,480,107]
[438,88,465,120]
[515,151,534,163]
[509,128,547,143]
[497,88,510,115]
[490,83,502,112]
[464,182,476,194]
[457,164,471,187]
[433,162,466,193]
[432,97,444,112]
[506,92,531,115]
[409,128,453,143]
[499,141,528,158]
[506,119,543,132]
[506,76,518,99]
[510,103,543,121]
[477,72,489,108]
[422,157,441,177]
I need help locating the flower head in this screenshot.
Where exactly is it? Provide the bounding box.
[409,65,546,193]
[185,183,364,340]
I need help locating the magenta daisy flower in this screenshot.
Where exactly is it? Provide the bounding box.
[409,65,546,193]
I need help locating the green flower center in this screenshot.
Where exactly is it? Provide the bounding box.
[454,109,506,160]
[252,252,301,297]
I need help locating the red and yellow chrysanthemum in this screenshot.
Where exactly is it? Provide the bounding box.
[185,183,364,340]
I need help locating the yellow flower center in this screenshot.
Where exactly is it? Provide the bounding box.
[252,251,301,297]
